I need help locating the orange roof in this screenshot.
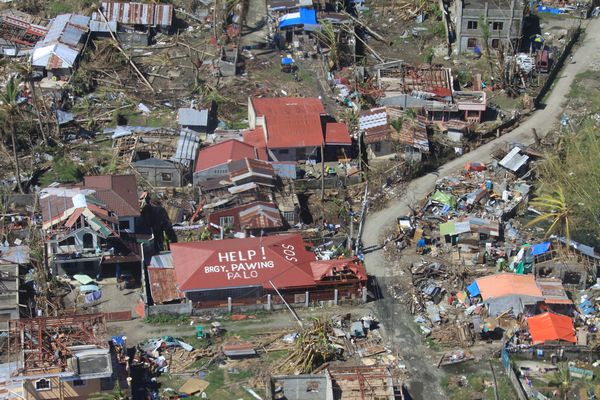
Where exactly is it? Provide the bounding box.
[251,97,326,148]
[527,312,575,344]
[476,273,542,299]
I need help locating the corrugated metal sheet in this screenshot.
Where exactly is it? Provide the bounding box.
[31,13,89,70]
[89,20,118,32]
[147,267,185,304]
[170,129,200,167]
[96,2,173,27]
[178,108,208,126]
[150,252,173,268]
[154,4,173,26]
[499,147,529,172]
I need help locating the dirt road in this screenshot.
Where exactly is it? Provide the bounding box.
[363,18,600,400]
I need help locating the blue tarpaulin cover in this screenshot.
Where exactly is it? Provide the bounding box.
[531,242,551,256]
[467,282,480,297]
[279,8,317,29]
[281,57,294,65]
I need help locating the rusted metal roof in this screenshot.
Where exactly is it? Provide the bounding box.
[398,119,429,153]
[96,2,173,27]
[147,267,185,304]
[238,202,283,230]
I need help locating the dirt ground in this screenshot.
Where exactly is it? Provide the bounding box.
[361,16,600,400]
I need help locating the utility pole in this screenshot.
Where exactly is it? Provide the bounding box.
[347,212,354,253]
[355,183,369,254]
[320,143,325,200]
[269,280,303,328]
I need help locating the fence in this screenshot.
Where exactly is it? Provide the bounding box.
[534,25,582,107]
[502,346,529,400]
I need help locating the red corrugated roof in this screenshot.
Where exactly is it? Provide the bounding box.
[172,234,318,291]
[325,122,352,145]
[251,97,325,148]
[195,139,258,173]
[527,312,575,344]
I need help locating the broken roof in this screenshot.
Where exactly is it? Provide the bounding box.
[171,128,201,167]
[178,108,209,127]
[398,119,429,152]
[527,312,575,344]
[499,147,529,172]
[250,97,326,148]
[31,14,89,70]
[269,374,333,400]
[195,139,259,173]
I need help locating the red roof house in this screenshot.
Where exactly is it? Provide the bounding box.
[171,234,367,294]
[527,312,576,344]
[245,97,351,161]
[207,201,285,233]
[195,139,261,174]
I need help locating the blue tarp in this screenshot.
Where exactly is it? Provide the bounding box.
[531,242,551,256]
[281,57,294,65]
[467,282,480,297]
[279,8,318,29]
[538,5,563,14]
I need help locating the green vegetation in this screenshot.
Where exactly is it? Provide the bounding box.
[144,314,190,325]
[527,70,600,248]
[39,157,84,187]
[47,2,74,16]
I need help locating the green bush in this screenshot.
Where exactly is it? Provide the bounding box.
[39,157,84,186]
[48,2,74,16]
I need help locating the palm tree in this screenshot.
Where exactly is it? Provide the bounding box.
[0,77,25,193]
[13,62,48,143]
[551,363,572,400]
[526,186,573,241]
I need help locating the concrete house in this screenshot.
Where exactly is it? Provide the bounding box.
[132,158,183,187]
[454,0,524,53]
[177,108,209,132]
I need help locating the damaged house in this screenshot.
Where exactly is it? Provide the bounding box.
[112,126,201,185]
[453,0,524,54]
[91,1,174,46]
[31,13,90,80]
[193,144,300,232]
[358,107,398,160]
[40,175,142,278]
[376,62,487,125]
[6,314,129,399]
[0,9,48,56]
[244,97,352,162]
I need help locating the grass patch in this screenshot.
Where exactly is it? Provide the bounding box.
[48,2,74,16]
[144,314,190,325]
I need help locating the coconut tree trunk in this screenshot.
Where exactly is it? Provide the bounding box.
[29,81,48,144]
[9,121,24,193]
